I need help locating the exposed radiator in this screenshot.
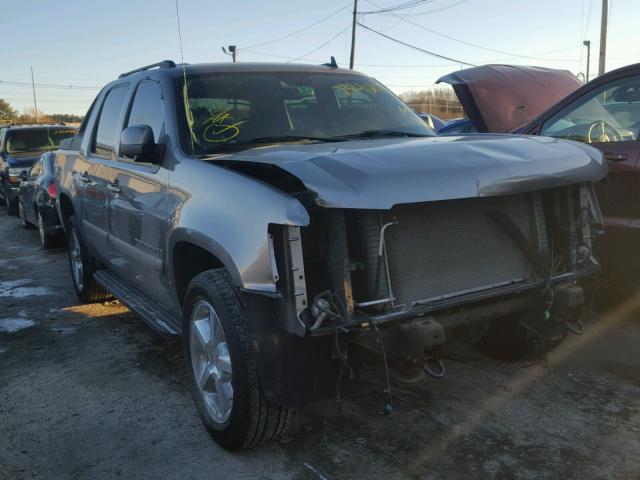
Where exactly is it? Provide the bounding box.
[358,193,543,307]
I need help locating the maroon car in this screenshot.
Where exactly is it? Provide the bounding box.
[439,63,640,285]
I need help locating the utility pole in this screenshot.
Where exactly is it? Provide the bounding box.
[349,0,358,69]
[222,45,237,63]
[30,66,38,123]
[598,0,608,75]
[583,40,591,81]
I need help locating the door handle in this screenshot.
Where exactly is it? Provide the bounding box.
[604,152,628,162]
[107,183,122,194]
[78,172,91,183]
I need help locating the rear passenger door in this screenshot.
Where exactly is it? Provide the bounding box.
[80,85,129,259]
[107,80,175,307]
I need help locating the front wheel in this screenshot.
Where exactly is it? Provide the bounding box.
[183,268,293,450]
[66,215,110,303]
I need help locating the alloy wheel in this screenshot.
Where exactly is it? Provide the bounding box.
[190,300,234,423]
[38,212,46,246]
[18,202,26,227]
[68,228,84,291]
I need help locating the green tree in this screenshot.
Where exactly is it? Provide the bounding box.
[0,98,17,122]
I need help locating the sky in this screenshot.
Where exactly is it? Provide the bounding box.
[1,0,639,116]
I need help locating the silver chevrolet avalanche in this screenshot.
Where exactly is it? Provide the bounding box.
[55,60,607,450]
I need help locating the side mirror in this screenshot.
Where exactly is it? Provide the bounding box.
[119,125,157,163]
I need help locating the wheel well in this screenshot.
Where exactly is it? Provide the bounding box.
[173,242,225,305]
[59,194,73,227]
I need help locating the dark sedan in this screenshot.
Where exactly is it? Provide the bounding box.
[438,62,640,287]
[18,151,63,249]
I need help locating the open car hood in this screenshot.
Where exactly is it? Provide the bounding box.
[437,65,582,133]
[217,135,606,209]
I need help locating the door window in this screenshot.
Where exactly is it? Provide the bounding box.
[92,85,128,157]
[126,81,164,142]
[540,75,640,144]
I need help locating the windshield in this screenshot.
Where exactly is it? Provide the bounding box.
[5,127,77,155]
[177,71,435,155]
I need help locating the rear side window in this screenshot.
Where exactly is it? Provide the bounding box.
[92,86,128,156]
[127,81,164,142]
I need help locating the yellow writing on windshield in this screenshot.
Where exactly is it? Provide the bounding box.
[334,82,379,97]
[203,110,246,143]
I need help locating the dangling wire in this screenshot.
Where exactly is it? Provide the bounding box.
[175,0,197,154]
[358,311,393,415]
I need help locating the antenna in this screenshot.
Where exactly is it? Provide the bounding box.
[175,0,196,154]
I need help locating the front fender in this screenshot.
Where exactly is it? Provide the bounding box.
[168,158,310,293]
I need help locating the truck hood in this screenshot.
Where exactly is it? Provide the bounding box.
[217,135,606,209]
[437,65,582,133]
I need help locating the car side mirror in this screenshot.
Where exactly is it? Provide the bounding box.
[120,125,157,163]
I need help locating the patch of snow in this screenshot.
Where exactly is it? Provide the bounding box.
[0,279,50,298]
[0,317,36,333]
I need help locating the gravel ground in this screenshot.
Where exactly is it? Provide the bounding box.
[1,212,639,480]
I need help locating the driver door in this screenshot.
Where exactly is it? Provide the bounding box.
[538,72,640,280]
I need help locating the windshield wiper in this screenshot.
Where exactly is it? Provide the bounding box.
[247,135,348,144]
[204,135,347,154]
[342,129,431,139]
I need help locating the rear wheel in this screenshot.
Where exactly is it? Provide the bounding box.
[183,268,293,450]
[17,200,33,229]
[66,215,110,303]
[6,189,17,215]
[38,209,57,250]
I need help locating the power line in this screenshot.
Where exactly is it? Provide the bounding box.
[0,79,100,90]
[0,97,91,103]
[288,24,353,63]
[384,0,469,16]
[360,0,435,14]
[363,0,581,62]
[357,22,476,66]
[242,2,353,50]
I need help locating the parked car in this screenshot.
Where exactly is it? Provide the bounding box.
[417,112,445,130]
[438,117,475,134]
[56,60,605,450]
[17,151,63,249]
[438,62,640,284]
[0,124,77,214]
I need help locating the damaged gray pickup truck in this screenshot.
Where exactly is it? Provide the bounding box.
[55,61,607,450]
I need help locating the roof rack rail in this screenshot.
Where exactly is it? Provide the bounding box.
[119,60,176,78]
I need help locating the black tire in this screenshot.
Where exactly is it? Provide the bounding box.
[6,196,18,216]
[17,200,33,229]
[66,215,111,303]
[0,182,7,207]
[183,268,293,450]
